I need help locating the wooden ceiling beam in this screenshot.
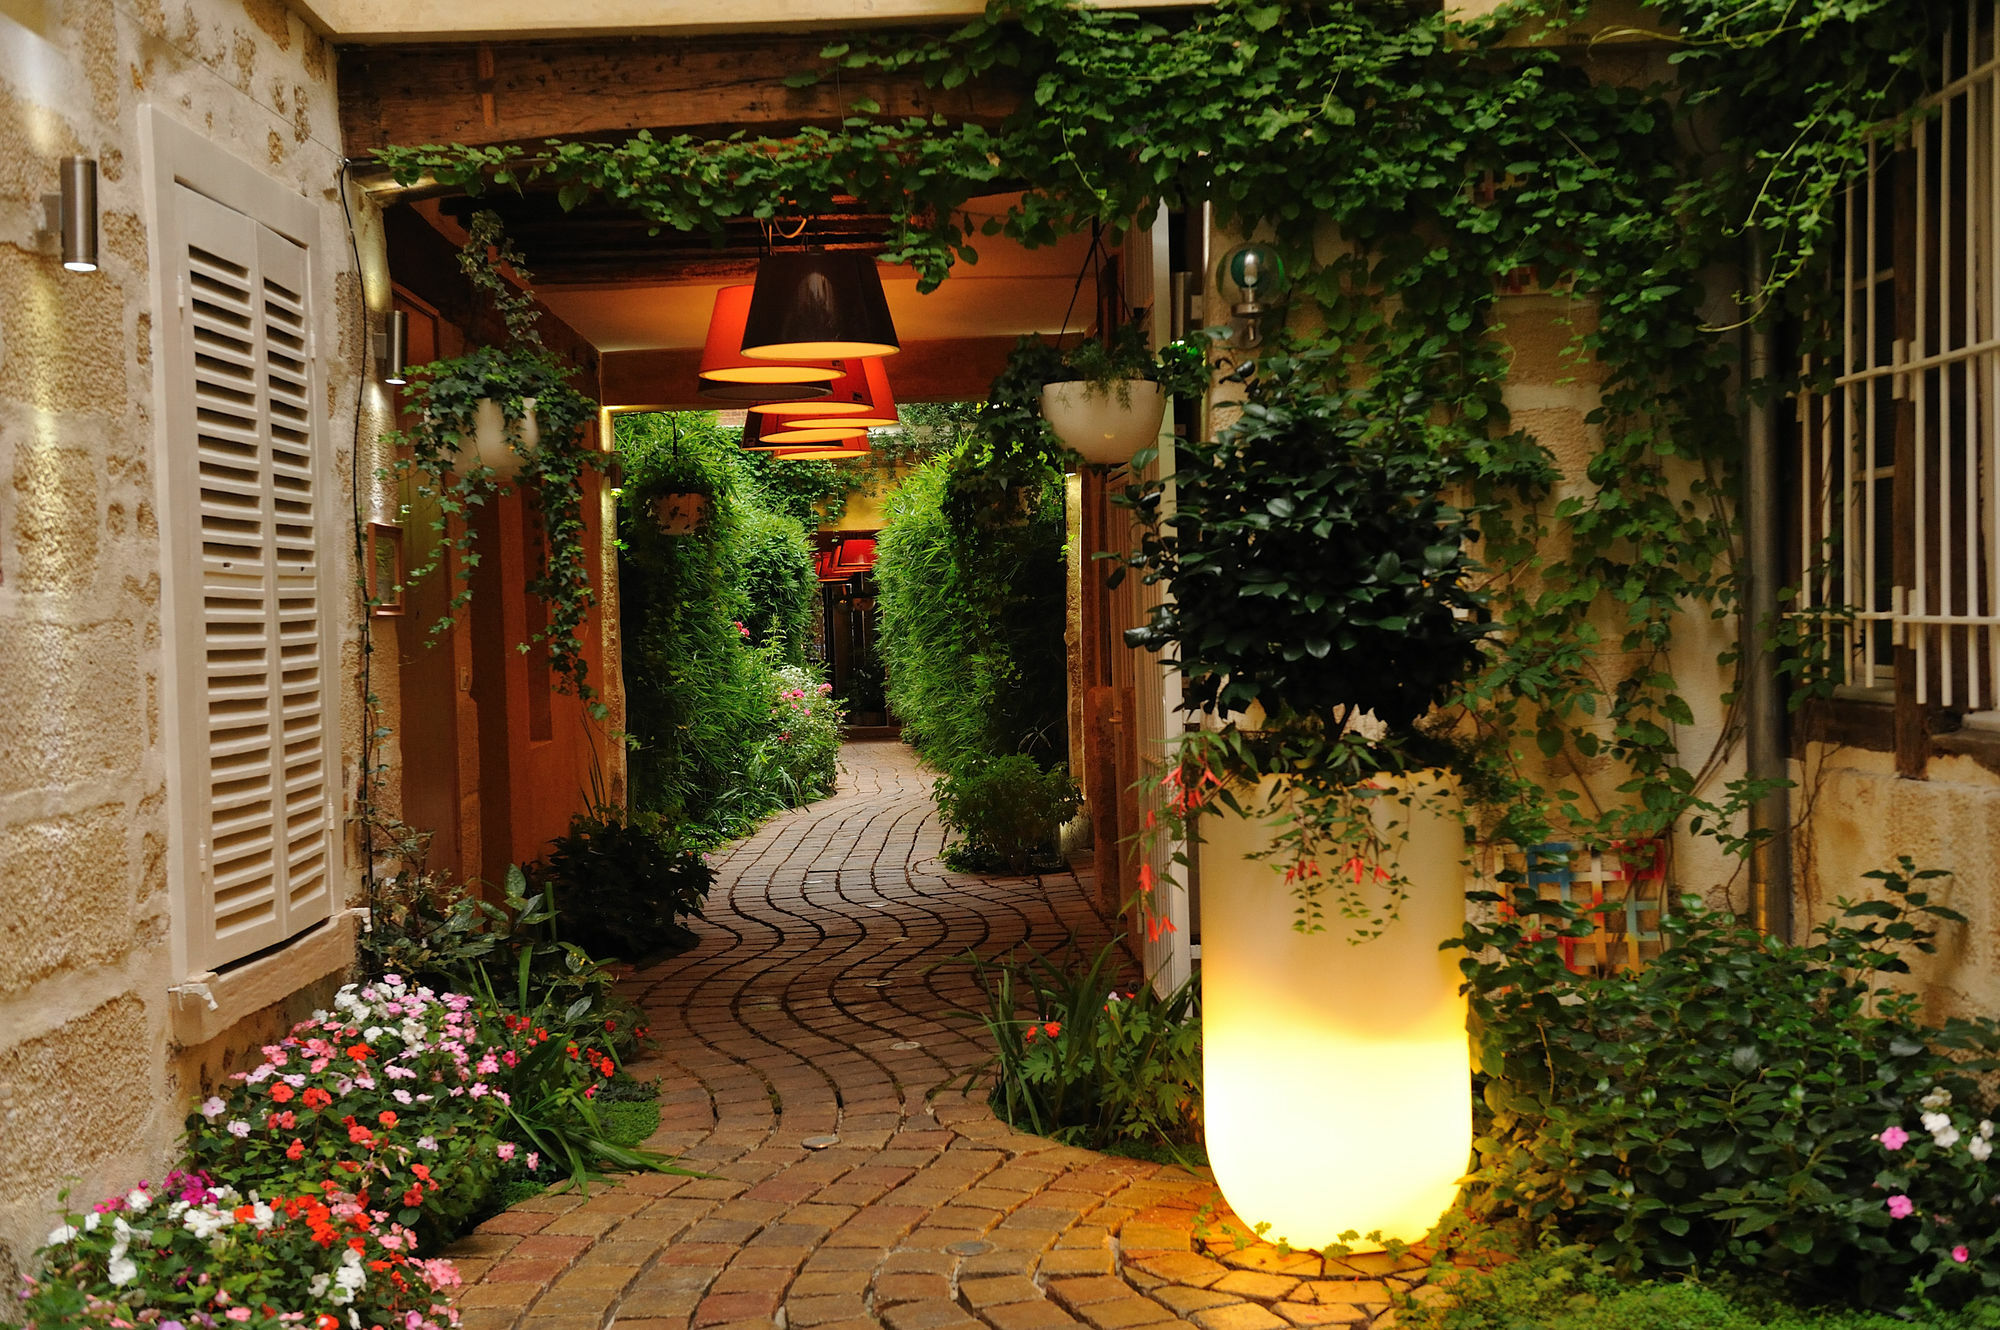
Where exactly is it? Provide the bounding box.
[602,335,1027,409]
[339,34,1019,156]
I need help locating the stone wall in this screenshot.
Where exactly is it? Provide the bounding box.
[0,0,362,1287]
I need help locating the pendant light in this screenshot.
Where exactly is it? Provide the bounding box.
[770,439,871,461]
[740,251,900,361]
[741,413,870,452]
[746,357,897,427]
[699,284,840,402]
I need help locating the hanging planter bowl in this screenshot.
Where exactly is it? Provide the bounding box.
[1198,770,1471,1250]
[652,490,711,536]
[453,396,538,481]
[1039,380,1166,465]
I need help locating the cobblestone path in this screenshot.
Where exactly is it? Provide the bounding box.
[446,741,1430,1330]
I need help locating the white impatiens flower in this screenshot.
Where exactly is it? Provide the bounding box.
[84,1211,101,1232]
[106,1253,138,1287]
[1936,1124,1964,1149]
[46,1224,78,1245]
[308,1274,331,1298]
[1970,1135,1992,1162]
[1922,1112,1953,1135]
[125,1188,151,1213]
[226,1119,252,1139]
[1983,1119,1995,1140]
[1922,1086,1954,1112]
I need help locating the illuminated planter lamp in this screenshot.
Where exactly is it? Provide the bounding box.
[747,356,897,426]
[1199,771,1471,1250]
[741,252,900,361]
[698,284,840,402]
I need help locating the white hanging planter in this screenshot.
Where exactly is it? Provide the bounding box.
[1039,379,1165,465]
[1198,770,1471,1250]
[652,490,711,536]
[456,396,539,481]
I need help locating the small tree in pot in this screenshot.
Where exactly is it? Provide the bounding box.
[1121,350,1493,1251]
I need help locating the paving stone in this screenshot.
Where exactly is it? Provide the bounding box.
[983,1301,1084,1330]
[875,1272,953,1304]
[960,1275,1041,1309]
[881,1298,982,1330]
[1275,1305,1368,1327]
[1049,1276,1132,1310]
[1189,1304,1291,1330]
[1308,1282,1390,1306]
[1132,1254,1229,1288]
[789,1293,870,1326]
[1151,1286,1242,1316]
[1212,1272,1299,1302]
[1037,1249,1116,1278]
[1080,1296,1175,1329]
[694,1290,783,1325]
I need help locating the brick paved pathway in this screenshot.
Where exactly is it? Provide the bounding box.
[445,741,1433,1330]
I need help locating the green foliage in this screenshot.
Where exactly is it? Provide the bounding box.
[374,0,1957,870]
[935,755,1081,874]
[1399,1243,2000,1330]
[958,939,1202,1154]
[536,807,715,963]
[1453,859,2000,1308]
[383,210,602,703]
[615,412,840,842]
[751,665,845,805]
[874,455,1069,776]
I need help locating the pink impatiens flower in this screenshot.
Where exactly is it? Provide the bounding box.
[1888,1194,1916,1219]
[1954,1246,1971,1263]
[1880,1126,1910,1151]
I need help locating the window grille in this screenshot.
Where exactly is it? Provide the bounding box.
[1797,8,2000,714]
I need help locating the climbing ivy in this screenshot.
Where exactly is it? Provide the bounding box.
[374,0,1952,866]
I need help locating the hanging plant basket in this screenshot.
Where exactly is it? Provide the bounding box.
[652,490,711,536]
[1039,379,1165,465]
[449,396,539,481]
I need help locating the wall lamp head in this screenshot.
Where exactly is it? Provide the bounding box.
[381,310,409,385]
[51,156,98,273]
[1215,242,1289,350]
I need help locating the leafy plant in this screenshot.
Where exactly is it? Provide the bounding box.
[750,665,844,805]
[1453,859,2000,1308]
[957,938,1201,1155]
[385,210,602,703]
[935,755,1081,873]
[536,807,715,963]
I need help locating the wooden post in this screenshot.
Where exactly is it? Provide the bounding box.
[1084,686,1121,916]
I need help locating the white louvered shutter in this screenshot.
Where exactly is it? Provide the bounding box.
[172,184,334,971]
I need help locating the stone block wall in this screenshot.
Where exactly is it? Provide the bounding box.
[0,0,363,1288]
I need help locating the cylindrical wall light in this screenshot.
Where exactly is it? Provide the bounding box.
[60,156,97,273]
[383,310,409,385]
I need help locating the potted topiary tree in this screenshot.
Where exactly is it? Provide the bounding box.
[389,211,601,699]
[1032,324,1209,466]
[1122,351,1492,1251]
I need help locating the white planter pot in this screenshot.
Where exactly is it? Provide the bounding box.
[1039,379,1166,465]
[457,397,538,481]
[652,491,710,536]
[1199,771,1471,1250]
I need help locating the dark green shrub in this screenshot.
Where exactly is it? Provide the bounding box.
[537,807,714,962]
[736,505,816,664]
[1455,859,2000,1309]
[935,755,1081,873]
[960,938,1201,1156]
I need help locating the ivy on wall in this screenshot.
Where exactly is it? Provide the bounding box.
[376,0,1949,860]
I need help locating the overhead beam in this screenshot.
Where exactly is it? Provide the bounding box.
[339,34,1020,155]
[602,336,1026,410]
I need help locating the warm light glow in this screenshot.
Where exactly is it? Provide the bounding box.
[699,285,841,386]
[750,357,898,425]
[743,338,899,360]
[761,424,872,444]
[1199,774,1471,1250]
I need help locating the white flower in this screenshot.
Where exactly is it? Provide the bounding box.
[418,1135,438,1151]
[308,1274,331,1298]
[125,1188,151,1213]
[84,1211,101,1232]
[46,1223,78,1246]
[1983,1119,1995,1140]
[106,1254,138,1287]
[364,1027,385,1043]
[1923,1086,1954,1111]
[250,1202,274,1231]
[1922,1112,1952,1135]
[1969,1136,1992,1162]
[182,1207,230,1240]
[1936,1124,1963,1149]
[200,1096,228,1120]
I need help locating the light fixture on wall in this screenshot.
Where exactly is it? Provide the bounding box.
[740,252,900,361]
[48,156,98,273]
[747,356,898,427]
[382,310,409,385]
[699,284,840,402]
[1215,242,1289,349]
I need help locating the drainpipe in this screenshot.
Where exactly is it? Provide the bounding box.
[1745,233,1793,942]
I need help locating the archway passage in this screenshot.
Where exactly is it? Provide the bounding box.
[443,741,1428,1330]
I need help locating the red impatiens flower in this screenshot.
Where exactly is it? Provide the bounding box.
[286,1138,305,1161]
[301,1087,333,1111]
[377,1110,399,1129]
[268,1083,295,1104]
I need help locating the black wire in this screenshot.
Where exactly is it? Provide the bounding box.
[1058,220,1105,342]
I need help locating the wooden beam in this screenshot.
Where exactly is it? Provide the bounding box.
[339,34,1020,155]
[601,335,1024,408]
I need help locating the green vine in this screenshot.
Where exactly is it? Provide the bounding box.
[384,211,604,705]
[373,0,1952,877]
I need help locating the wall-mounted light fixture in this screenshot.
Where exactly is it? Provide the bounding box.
[1215,242,1289,350]
[46,156,98,273]
[382,309,409,385]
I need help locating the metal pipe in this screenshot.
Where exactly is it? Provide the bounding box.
[1745,232,1793,941]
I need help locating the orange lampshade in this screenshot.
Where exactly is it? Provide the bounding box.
[742,413,870,452]
[699,285,841,400]
[746,357,897,426]
[771,438,872,460]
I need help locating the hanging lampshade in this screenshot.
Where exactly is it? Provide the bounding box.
[740,252,900,361]
[771,436,872,460]
[699,285,841,401]
[741,412,870,452]
[747,357,898,426]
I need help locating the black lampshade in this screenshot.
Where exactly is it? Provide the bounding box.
[740,252,900,361]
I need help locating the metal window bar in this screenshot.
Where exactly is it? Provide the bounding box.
[1795,5,2000,713]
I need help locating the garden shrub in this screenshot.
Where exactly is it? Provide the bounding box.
[749,666,843,806]
[1399,1243,2000,1330]
[1456,859,2000,1309]
[19,1171,461,1330]
[537,807,714,963]
[961,939,1201,1156]
[935,754,1081,873]
[734,504,816,665]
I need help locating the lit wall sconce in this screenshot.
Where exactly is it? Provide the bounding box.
[380,309,409,385]
[45,156,98,273]
[1215,242,1289,350]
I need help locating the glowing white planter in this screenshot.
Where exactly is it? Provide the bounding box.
[1040,380,1166,465]
[459,396,538,481]
[1200,773,1471,1250]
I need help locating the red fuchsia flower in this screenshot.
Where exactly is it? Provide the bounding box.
[1284,859,1322,885]
[268,1083,295,1104]
[1880,1126,1910,1151]
[1888,1194,1916,1219]
[1342,856,1391,885]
